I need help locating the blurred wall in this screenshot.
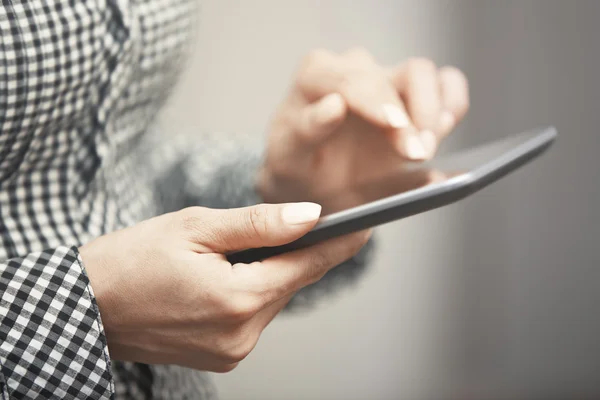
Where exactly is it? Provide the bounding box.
[163,0,600,399]
[453,1,600,398]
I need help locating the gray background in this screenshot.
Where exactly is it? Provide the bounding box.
[164,1,600,398]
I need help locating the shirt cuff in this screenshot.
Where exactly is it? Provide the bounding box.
[0,246,114,399]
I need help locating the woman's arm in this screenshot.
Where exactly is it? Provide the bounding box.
[1,204,368,398]
[0,247,113,399]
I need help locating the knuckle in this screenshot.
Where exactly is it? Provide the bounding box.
[308,235,367,282]
[218,329,259,364]
[344,233,369,258]
[226,342,255,364]
[306,248,336,282]
[337,71,355,93]
[305,265,328,286]
[297,49,337,93]
[296,49,331,88]
[407,57,437,73]
[176,206,220,244]
[222,294,261,322]
[304,48,331,66]
[350,231,370,253]
[314,248,335,269]
[457,97,470,117]
[440,65,468,83]
[346,46,374,62]
[247,205,270,240]
[336,69,376,99]
[440,66,470,115]
[177,206,208,232]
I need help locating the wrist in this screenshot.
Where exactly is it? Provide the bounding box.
[78,239,115,330]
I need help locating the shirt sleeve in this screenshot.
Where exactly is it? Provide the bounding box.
[0,246,113,400]
[149,129,376,312]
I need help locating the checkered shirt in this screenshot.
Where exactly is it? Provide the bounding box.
[0,1,372,399]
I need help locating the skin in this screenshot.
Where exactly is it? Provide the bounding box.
[81,49,469,373]
[82,203,369,372]
[258,50,469,203]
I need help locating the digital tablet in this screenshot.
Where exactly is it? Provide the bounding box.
[227,126,557,264]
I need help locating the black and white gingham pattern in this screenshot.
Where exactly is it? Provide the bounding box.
[0,246,112,399]
[1,1,373,398]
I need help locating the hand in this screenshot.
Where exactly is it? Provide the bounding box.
[80,203,368,372]
[259,49,470,204]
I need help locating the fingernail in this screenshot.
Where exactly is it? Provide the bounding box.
[403,133,428,160]
[382,103,410,128]
[420,130,437,157]
[440,110,456,132]
[281,202,322,225]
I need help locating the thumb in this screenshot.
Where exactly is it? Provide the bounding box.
[193,203,322,253]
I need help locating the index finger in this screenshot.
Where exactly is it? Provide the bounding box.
[297,50,428,160]
[390,58,443,133]
[231,231,371,304]
[299,50,408,127]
